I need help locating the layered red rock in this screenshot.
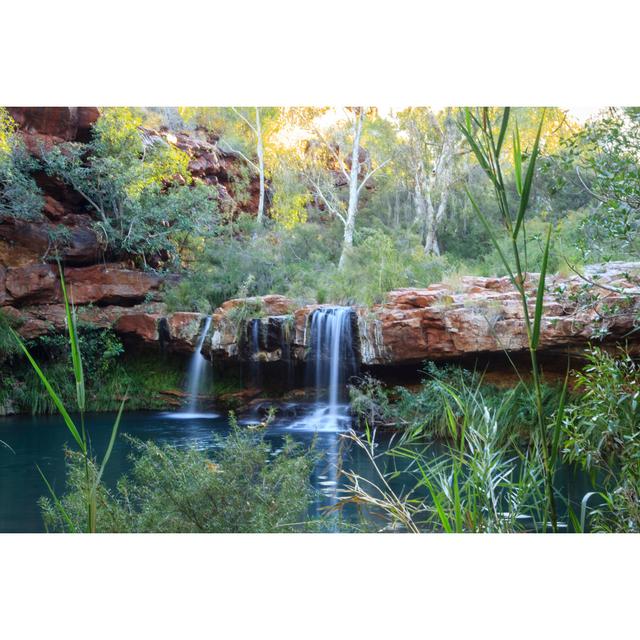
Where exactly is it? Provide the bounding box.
[114,313,160,343]
[164,312,205,352]
[203,264,640,366]
[64,264,163,306]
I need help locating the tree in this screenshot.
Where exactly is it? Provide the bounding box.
[181,107,284,225]
[399,108,466,255]
[293,107,390,269]
[42,107,219,268]
[568,107,640,257]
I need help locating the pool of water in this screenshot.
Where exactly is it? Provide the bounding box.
[0,405,380,532]
[0,405,595,533]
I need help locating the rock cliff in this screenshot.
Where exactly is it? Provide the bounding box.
[202,263,640,367]
[1,107,257,352]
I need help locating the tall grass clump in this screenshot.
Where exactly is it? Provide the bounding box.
[11,264,124,533]
[459,107,567,531]
[337,379,548,533]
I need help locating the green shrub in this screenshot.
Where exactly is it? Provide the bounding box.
[562,347,640,532]
[40,422,318,533]
[350,362,563,443]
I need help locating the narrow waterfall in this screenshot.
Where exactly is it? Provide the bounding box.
[306,306,357,427]
[184,316,212,414]
[248,318,262,387]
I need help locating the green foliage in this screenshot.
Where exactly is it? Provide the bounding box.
[40,424,317,533]
[561,347,640,532]
[0,107,43,221]
[565,108,640,260]
[42,107,219,267]
[350,363,563,444]
[340,382,548,533]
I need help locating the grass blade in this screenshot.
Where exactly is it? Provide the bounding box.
[36,464,77,533]
[58,262,85,412]
[496,107,511,155]
[531,224,552,350]
[580,491,598,532]
[11,328,85,452]
[550,367,570,467]
[513,121,523,195]
[95,395,126,487]
[465,186,516,285]
[513,111,545,239]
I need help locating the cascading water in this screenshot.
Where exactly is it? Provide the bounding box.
[297,306,358,430]
[248,318,262,387]
[184,316,212,414]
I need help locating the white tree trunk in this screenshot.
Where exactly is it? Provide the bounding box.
[255,108,265,225]
[338,108,364,270]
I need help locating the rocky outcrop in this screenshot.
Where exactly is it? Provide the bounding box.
[202,263,640,367]
[0,107,258,352]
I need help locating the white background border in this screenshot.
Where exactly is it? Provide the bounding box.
[2,1,639,637]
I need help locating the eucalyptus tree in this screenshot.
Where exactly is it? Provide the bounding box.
[398,107,467,255]
[290,107,390,269]
[181,107,284,225]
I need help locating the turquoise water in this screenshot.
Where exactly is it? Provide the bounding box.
[0,406,595,532]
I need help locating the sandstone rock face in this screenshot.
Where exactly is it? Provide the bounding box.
[163,312,205,353]
[202,264,640,367]
[0,107,261,353]
[7,107,99,142]
[114,313,161,344]
[64,264,163,306]
[5,264,60,306]
[209,296,295,359]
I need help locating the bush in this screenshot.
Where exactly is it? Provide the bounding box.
[40,423,318,533]
[350,362,563,443]
[561,347,640,532]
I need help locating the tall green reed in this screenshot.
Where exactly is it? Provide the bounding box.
[11,263,125,533]
[459,107,567,531]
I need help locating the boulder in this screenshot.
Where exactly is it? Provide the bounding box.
[5,264,59,306]
[164,312,205,352]
[63,264,163,305]
[114,313,160,343]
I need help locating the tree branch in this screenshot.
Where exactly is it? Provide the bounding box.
[218,138,259,172]
[309,178,346,226]
[230,107,258,136]
[358,158,391,194]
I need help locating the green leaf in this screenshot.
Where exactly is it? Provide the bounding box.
[11,328,85,452]
[36,464,77,533]
[513,111,545,239]
[95,395,126,488]
[550,367,570,467]
[531,224,552,350]
[58,262,85,412]
[496,107,511,156]
[465,186,516,285]
[513,121,523,196]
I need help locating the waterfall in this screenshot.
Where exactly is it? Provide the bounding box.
[248,318,262,387]
[303,306,357,429]
[184,316,212,414]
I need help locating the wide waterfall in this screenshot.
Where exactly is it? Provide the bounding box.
[303,306,358,429]
[184,316,212,414]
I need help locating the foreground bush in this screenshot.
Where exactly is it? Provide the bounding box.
[562,347,640,532]
[40,426,317,533]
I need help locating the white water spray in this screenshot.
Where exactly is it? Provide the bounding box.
[184,316,212,414]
